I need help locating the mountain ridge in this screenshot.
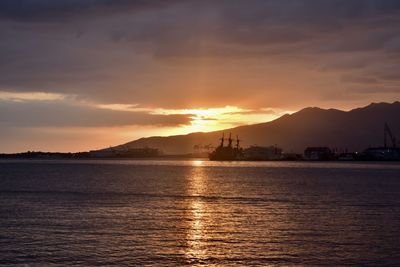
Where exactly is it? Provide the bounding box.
[108,101,400,154]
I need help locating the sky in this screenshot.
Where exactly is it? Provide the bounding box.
[1,0,400,152]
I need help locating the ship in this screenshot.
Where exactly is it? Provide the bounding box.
[209,133,244,161]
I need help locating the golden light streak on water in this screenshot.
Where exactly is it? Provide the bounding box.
[185,161,207,263]
[191,160,204,167]
[2,160,400,265]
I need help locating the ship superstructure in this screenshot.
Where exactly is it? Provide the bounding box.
[209,133,243,160]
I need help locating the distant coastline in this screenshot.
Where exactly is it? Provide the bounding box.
[2,102,399,162]
[1,150,400,162]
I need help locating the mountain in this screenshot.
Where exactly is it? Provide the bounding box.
[109,102,400,154]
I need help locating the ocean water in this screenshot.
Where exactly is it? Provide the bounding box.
[0,160,400,266]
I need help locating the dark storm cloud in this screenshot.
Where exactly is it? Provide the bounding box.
[0,0,400,104]
[350,86,400,94]
[0,0,179,22]
[341,75,380,85]
[0,100,191,127]
[2,0,400,23]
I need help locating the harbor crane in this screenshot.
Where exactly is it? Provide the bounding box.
[384,122,397,148]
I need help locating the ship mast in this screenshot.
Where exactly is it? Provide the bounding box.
[220,133,225,147]
[236,135,240,150]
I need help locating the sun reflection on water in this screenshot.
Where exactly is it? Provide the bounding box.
[191,160,204,167]
[185,161,207,263]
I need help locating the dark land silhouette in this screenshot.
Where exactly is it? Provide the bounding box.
[106,101,400,155]
[1,101,399,160]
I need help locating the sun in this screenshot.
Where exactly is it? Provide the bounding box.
[152,105,290,134]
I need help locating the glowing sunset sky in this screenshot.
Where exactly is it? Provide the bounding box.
[1,0,400,152]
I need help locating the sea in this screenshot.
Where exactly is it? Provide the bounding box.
[0,159,400,266]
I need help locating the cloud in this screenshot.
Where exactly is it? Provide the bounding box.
[0,0,180,22]
[0,91,66,101]
[0,95,191,127]
[0,0,399,107]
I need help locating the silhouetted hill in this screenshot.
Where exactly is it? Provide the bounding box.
[108,102,400,154]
